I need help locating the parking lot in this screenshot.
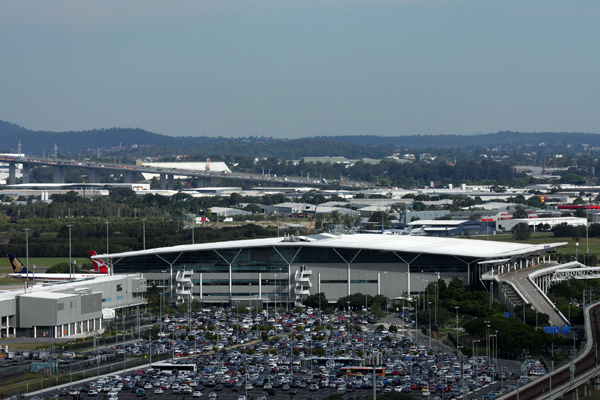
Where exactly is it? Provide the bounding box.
[21,306,541,400]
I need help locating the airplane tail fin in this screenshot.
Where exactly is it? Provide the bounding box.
[7,254,31,274]
[89,250,110,274]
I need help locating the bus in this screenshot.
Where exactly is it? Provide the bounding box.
[151,361,197,374]
[341,366,385,376]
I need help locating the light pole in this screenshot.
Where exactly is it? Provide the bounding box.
[161,270,167,333]
[472,339,480,359]
[383,271,388,314]
[490,334,496,372]
[67,225,73,281]
[365,274,369,314]
[495,329,498,369]
[484,321,490,367]
[50,306,54,372]
[24,228,29,286]
[434,279,438,326]
[105,221,110,254]
[455,307,460,351]
[141,219,146,250]
[428,301,432,350]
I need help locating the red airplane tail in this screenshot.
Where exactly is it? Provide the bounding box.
[89,250,110,274]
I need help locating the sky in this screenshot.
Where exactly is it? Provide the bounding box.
[1,1,599,139]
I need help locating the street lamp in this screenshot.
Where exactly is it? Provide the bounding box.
[365,274,369,314]
[495,329,498,369]
[472,339,480,359]
[24,228,30,286]
[105,221,110,254]
[428,301,432,350]
[67,225,73,281]
[141,219,146,250]
[455,306,460,350]
[161,270,167,333]
[383,271,388,314]
[484,321,490,365]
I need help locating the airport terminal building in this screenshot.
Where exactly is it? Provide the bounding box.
[94,233,565,308]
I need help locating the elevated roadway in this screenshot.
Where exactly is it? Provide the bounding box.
[490,263,569,327]
[497,300,600,400]
[0,157,365,190]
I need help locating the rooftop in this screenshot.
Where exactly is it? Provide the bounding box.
[95,233,566,261]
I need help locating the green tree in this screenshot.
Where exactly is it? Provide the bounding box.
[513,206,529,219]
[303,292,327,309]
[512,222,531,241]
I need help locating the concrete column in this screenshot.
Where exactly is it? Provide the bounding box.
[199,273,203,299]
[8,163,16,185]
[167,174,174,190]
[259,273,262,299]
[89,168,101,183]
[124,171,135,183]
[582,382,590,397]
[566,388,579,400]
[22,163,30,184]
[318,272,321,294]
[244,180,251,190]
[53,166,65,183]
[348,264,351,296]
[33,326,37,338]
[160,173,166,190]
[377,272,381,295]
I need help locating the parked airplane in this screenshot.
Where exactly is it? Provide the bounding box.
[7,252,110,282]
[88,250,110,274]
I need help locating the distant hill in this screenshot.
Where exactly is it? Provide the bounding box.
[2,118,600,158]
[0,119,391,159]
[316,131,600,149]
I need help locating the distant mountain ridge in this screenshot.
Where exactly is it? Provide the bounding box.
[315,131,600,149]
[1,118,599,157]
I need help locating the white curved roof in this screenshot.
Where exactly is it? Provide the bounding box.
[94,233,566,261]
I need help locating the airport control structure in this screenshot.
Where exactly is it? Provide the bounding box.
[92,233,567,309]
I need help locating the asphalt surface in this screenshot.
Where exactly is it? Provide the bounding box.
[15,313,528,400]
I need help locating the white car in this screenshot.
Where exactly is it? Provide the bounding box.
[154,388,164,395]
[193,391,203,398]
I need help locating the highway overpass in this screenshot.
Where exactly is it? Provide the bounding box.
[0,157,366,190]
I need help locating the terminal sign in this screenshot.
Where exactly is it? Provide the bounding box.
[544,326,559,334]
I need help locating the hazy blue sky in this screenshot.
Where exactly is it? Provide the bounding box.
[1,1,599,138]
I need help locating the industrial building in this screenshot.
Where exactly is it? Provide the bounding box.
[92,233,565,308]
[0,274,146,338]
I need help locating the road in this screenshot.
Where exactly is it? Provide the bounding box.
[497,264,567,327]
